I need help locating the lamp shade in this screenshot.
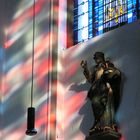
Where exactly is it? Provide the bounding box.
[26,107,37,136]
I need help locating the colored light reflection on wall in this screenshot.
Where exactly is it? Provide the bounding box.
[58,20,140,139]
[57,42,88,139]
[1,0,56,140]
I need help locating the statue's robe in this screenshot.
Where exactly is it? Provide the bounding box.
[87,62,121,130]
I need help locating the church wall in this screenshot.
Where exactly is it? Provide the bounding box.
[0,0,57,139]
[58,19,140,140]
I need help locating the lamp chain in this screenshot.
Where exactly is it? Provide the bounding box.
[31,0,35,107]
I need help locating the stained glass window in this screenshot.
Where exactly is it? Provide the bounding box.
[103,0,128,32]
[73,0,140,45]
[73,0,92,44]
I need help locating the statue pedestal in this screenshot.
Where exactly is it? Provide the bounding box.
[85,130,121,140]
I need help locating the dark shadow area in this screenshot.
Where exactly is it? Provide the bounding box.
[69,82,94,136]
[69,82,91,92]
[79,99,94,136]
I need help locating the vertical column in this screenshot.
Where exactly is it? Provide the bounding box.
[127,0,138,23]
[88,0,93,39]
[98,0,104,34]
[47,0,59,140]
[136,0,140,18]
[73,0,78,44]
[139,0,140,17]
[93,0,104,36]
[0,0,6,137]
[132,0,137,21]
[77,0,89,43]
[93,0,99,36]
[67,0,74,48]
[127,0,133,23]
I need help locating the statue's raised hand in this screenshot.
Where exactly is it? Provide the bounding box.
[81,60,87,69]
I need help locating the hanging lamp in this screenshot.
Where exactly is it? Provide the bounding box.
[25,0,37,136]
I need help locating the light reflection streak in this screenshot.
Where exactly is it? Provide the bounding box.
[8,0,46,34]
[3,93,50,140]
[14,0,34,19]
[4,0,49,49]
[58,43,88,139]
[3,33,52,96]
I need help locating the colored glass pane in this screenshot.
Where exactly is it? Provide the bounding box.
[73,0,140,45]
